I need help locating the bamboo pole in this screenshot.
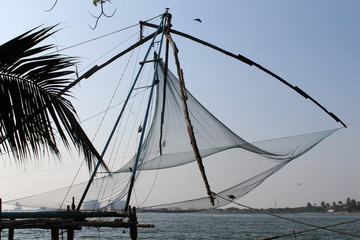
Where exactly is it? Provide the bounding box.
[124,10,169,211]
[59,30,162,95]
[159,33,170,155]
[141,21,347,128]
[165,32,215,205]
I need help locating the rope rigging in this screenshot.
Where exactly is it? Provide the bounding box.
[140,21,347,129]
[2,13,350,240]
[96,45,158,207]
[61,37,140,209]
[51,14,162,55]
[68,11,346,211]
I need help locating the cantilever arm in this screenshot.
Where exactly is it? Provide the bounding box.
[141,22,347,128]
[59,29,162,95]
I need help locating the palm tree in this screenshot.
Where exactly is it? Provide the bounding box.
[0,26,108,171]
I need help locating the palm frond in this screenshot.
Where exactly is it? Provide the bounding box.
[0,26,108,171]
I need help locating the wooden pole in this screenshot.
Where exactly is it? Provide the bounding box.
[59,30,162,96]
[141,21,347,128]
[165,32,215,205]
[8,225,14,240]
[51,229,59,240]
[159,34,170,155]
[67,228,74,240]
[124,11,169,211]
[128,207,138,240]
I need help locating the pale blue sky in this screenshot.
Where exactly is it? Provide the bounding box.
[1,1,359,208]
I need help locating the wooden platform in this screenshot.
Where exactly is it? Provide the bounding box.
[0,200,154,240]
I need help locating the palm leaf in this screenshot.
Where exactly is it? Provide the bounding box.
[0,26,108,171]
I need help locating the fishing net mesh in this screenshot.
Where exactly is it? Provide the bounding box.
[4,61,338,211]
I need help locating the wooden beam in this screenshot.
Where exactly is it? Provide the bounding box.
[141,22,347,128]
[165,32,215,206]
[139,58,162,65]
[60,29,163,95]
[0,211,127,219]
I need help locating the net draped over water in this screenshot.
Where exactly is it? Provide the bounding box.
[5,61,338,211]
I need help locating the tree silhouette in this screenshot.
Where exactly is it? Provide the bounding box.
[0,26,108,171]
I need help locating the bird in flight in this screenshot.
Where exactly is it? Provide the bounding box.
[193,18,202,23]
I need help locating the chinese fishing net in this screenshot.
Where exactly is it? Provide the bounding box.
[4,61,339,211]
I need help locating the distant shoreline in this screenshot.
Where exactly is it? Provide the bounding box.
[141,206,360,215]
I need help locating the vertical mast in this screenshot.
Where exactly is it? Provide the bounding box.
[76,12,168,211]
[124,10,170,210]
[159,15,171,155]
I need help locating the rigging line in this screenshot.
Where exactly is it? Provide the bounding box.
[59,15,161,94]
[124,12,169,210]
[92,47,136,141]
[123,64,158,204]
[51,14,162,54]
[76,17,166,211]
[79,88,148,123]
[62,47,135,207]
[59,29,163,96]
[89,50,137,205]
[264,218,360,240]
[140,22,347,129]
[0,164,80,179]
[51,24,139,54]
[68,31,139,81]
[97,46,147,205]
[137,151,162,208]
[116,58,152,165]
[111,45,144,170]
[213,193,360,239]
[60,159,85,210]
[96,76,151,205]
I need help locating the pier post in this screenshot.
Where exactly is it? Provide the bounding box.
[51,228,59,240]
[67,229,74,240]
[8,229,14,240]
[8,219,14,240]
[128,206,138,240]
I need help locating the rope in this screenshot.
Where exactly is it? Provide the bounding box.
[51,13,162,54]
[213,193,360,239]
[93,49,136,208]
[265,218,360,239]
[61,48,136,209]
[136,150,162,208]
[70,31,139,81]
[0,164,79,179]
[96,45,152,206]
[53,24,139,54]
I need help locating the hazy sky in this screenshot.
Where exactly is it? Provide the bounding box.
[1,1,359,209]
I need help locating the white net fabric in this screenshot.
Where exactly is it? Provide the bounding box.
[4,61,339,211]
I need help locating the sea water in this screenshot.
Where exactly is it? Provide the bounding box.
[2,212,359,239]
